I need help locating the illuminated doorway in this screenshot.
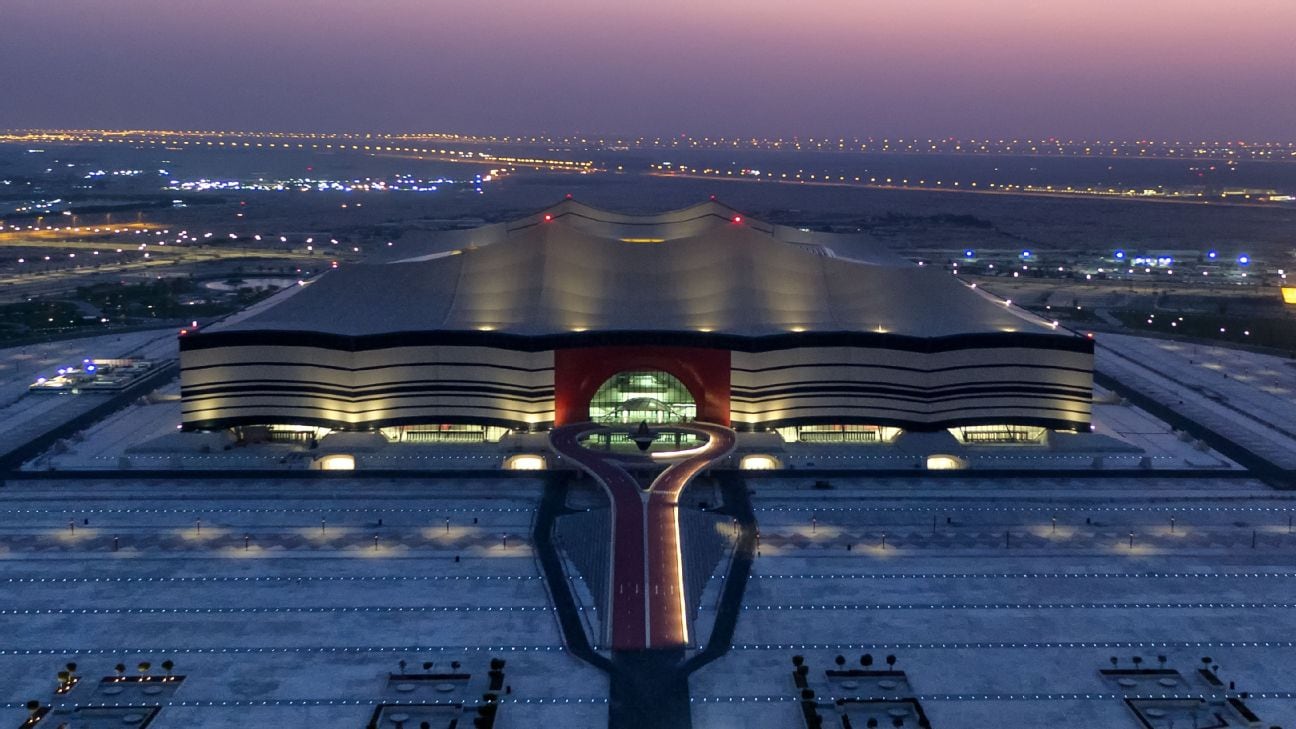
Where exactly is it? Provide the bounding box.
[589,370,697,424]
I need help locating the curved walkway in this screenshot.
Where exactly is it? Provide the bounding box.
[549,422,736,650]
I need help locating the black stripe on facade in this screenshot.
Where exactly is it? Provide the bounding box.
[731,361,1094,376]
[180,328,1093,355]
[730,383,1090,400]
[182,382,555,401]
[183,402,553,418]
[180,360,555,375]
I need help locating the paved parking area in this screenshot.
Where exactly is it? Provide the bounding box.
[1097,333,1296,468]
[690,475,1296,728]
[0,477,606,729]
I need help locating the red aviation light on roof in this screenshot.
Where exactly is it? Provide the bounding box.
[731,215,743,224]
[543,214,553,222]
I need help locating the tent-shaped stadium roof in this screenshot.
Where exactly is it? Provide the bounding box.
[218,200,1074,340]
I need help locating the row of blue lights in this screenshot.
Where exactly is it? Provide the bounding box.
[0,645,563,656]
[8,693,1296,709]
[748,571,1296,580]
[732,640,1296,650]
[3,575,540,584]
[0,506,535,515]
[959,249,1253,265]
[742,602,1296,611]
[0,605,556,616]
[755,505,1296,512]
[10,641,1287,657]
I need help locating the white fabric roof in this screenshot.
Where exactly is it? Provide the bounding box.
[222,200,1070,339]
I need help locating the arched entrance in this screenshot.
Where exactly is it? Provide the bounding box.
[590,370,697,424]
[553,345,731,426]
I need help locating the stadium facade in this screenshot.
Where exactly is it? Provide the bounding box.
[179,200,1093,442]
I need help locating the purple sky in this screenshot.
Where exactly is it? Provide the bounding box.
[3,0,1294,139]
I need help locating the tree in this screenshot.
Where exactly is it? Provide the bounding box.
[65,662,77,677]
[399,660,407,673]
[866,720,878,729]
[138,661,151,677]
[422,661,433,672]
[885,655,897,669]
[1132,656,1143,671]
[1157,655,1167,669]
[162,660,174,679]
[893,718,905,728]
[26,700,41,718]
[861,654,873,669]
[1110,656,1119,670]
[114,663,126,679]
[835,655,846,668]
[56,671,70,690]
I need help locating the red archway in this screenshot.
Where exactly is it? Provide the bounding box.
[553,346,730,426]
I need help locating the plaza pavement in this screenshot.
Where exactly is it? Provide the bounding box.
[690,475,1296,728]
[0,478,607,729]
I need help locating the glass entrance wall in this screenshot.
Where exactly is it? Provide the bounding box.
[949,425,1047,445]
[379,424,511,443]
[774,424,903,443]
[589,370,697,424]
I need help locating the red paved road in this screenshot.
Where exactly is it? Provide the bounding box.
[550,422,735,650]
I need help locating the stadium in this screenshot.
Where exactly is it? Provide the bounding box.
[178,199,1094,446]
